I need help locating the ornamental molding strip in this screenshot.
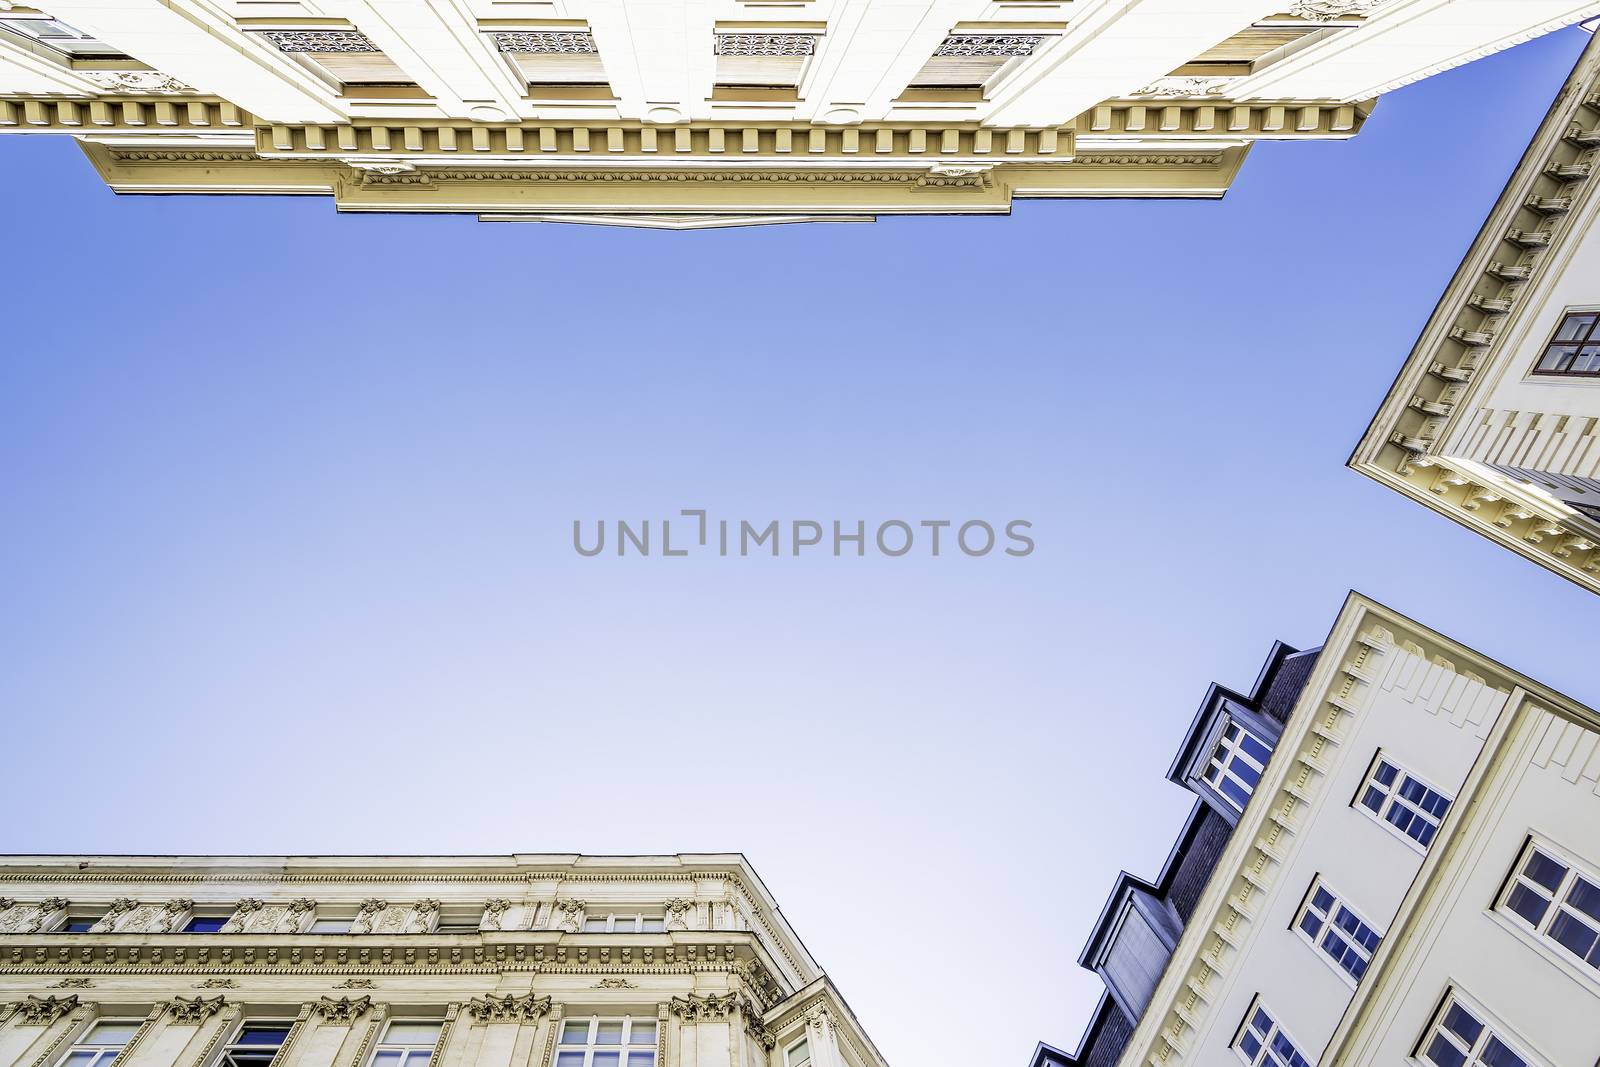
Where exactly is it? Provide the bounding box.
[314,996,373,1024]
[259,30,380,53]
[490,31,596,55]
[465,994,551,1023]
[934,34,1045,57]
[167,996,226,1024]
[76,71,197,96]
[219,898,315,934]
[1287,0,1392,21]
[16,995,78,1027]
[713,34,816,57]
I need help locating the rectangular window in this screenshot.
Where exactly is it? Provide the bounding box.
[220,1022,293,1067]
[55,915,100,933]
[1418,991,1533,1067]
[488,31,607,88]
[1356,753,1451,850]
[370,1021,441,1067]
[556,1018,656,1067]
[712,32,818,97]
[57,1021,141,1067]
[254,29,414,89]
[1498,839,1600,975]
[0,16,127,58]
[185,916,230,933]
[1294,879,1382,984]
[1204,717,1272,812]
[1171,17,1325,77]
[784,1039,810,1067]
[580,914,665,933]
[309,915,353,933]
[1232,1000,1312,1067]
[1532,311,1600,377]
[903,33,1046,97]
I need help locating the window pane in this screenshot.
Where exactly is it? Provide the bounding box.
[1555,313,1597,341]
[1441,1004,1483,1046]
[583,918,609,932]
[384,1024,441,1046]
[786,1040,810,1067]
[639,918,664,933]
[1576,345,1600,373]
[237,1027,291,1046]
[1423,1035,1467,1067]
[592,1053,620,1067]
[1504,883,1550,927]
[561,1022,589,1045]
[60,1052,100,1067]
[1539,345,1579,372]
[626,1053,655,1067]
[1239,734,1272,764]
[1549,911,1599,960]
[373,1051,403,1067]
[1480,1037,1527,1067]
[630,1022,656,1045]
[1524,851,1567,891]
[595,1022,624,1045]
[86,1024,140,1045]
[556,1054,585,1067]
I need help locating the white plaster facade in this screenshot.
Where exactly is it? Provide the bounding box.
[1,1,1597,223]
[1109,595,1600,1067]
[1353,29,1600,594]
[0,856,883,1067]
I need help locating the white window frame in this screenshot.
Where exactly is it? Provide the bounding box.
[55,1019,144,1067]
[367,1018,442,1067]
[1203,715,1271,814]
[554,1017,657,1067]
[1292,877,1382,987]
[1231,997,1312,1067]
[1495,836,1600,986]
[1353,751,1452,853]
[784,1037,811,1067]
[1416,987,1544,1067]
[579,913,665,934]
[217,1018,295,1067]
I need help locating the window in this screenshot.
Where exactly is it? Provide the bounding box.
[784,1039,810,1067]
[185,915,230,933]
[1171,17,1325,77]
[55,916,99,933]
[580,914,665,933]
[220,1022,293,1067]
[1418,991,1533,1067]
[712,32,818,97]
[1498,839,1600,974]
[254,30,414,89]
[309,914,353,933]
[489,31,608,89]
[433,911,482,934]
[1532,311,1600,377]
[57,1021,141,1067]
[1294,880,1381,984]
[1356,754,1451,850]
[1233,1001,1312,1067]
[1204,717,1272,812]
[0,16,126,58]
[903,33,1046,98]
[370,1021,440,1067]
[556,1018,656,1067]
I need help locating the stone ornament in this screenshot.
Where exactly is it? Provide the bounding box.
[552,900,586,933]
[194,979,238,989]
[668,994,739,1021]
[17,995,78,1027]
[0,898,68,934]
[934,34,1044,57]
[465,995,551,1023]
[491,31,595,55]
[593,978,635,989]
[480,899,512,931]
[314,996,373,1024]
[220,898,314,934]
[260,30,380,53]
[713,34,815,57]
[168,997,226,1025]
[91,898,192,934]
[351,899,438,934]
[77,71,196,95]
[1131,77,1234,98]
[662,899,694,932]
[1287,0,1391,20]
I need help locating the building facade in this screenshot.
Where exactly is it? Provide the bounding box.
[0,855,882,1067]
[1,1,1598,226]
[1030,593,1600,1067]
[1352,28,1600,594]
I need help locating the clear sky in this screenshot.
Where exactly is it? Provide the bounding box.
[0,24,1594,1067]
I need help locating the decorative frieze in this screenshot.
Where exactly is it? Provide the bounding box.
[933,34,1044,57]
[464,994,551,1023]
[552,900,586,933]
[1287,0,1391,20]
[260,30,379,53]
[220,898,315,934]
[668,993,739,1021]
[713,34,815,57]
[77,72,196,96]
[351,900,438,935]
[491,32,596,55]
[16,995,78,1027]
[0,898,68,934]
[90,899,192,934]
[663,899,694,932]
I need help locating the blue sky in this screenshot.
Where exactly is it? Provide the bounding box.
[0,25,1594,1067]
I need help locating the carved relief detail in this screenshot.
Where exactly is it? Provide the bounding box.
[552,900,586,933]
[77,71,197,95]
[465,995,551,1023]
[0,898,69,934]
[220,899,312,934]
[314,996,373,1024]
[17,996,78,1027]
[351,899,437,934]
[663,899,694,932]
[90,898,191,934]
[668,994,738,1021]
[480,899,512,931]
[1287,0,1391,20]
[168,997,226,1024]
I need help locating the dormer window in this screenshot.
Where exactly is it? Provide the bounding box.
[490,30,609,94]
[1203,717,1271,813]
[1532,310,1600,376]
